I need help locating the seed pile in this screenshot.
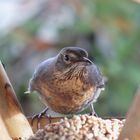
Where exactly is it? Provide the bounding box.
[29,115,125,140]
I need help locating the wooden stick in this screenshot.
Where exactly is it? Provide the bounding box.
[0,61,33,139]
[118,86,140,140]
[0,114,11,140]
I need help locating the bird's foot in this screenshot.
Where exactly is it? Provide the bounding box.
[31,108,52,129]
[89,111,98,117]
[89,104,98,117]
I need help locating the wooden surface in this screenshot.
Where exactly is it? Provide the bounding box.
[119,87,140,140]
[0,61,33,139]
[0,115,11,140]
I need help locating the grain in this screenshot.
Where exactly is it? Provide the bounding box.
[28,115,125,140]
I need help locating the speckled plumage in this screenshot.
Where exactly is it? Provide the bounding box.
[29,47,104,114]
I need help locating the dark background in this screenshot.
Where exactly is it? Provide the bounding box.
[0,0,140,117]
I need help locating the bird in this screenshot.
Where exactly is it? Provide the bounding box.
[28,47,105,117]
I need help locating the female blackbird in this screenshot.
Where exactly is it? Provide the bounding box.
[28,47,104,116]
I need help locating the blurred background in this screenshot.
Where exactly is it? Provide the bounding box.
[0,0,140,117]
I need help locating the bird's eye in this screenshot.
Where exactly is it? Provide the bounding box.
[64,54,70,61]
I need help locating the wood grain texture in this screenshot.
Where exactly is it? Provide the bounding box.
[118,86,140,140]
[0,114,11,140]
[0,61,33,139]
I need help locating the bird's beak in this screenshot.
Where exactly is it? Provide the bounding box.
[82,57,93,64]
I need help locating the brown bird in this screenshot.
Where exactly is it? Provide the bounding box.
[28,47,104,116]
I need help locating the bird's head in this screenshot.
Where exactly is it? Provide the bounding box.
[56,47,93,71]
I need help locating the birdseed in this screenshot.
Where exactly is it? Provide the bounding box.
[28,115,125,140]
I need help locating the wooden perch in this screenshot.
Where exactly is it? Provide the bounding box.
[119,86,140,140]
[0,114,11,140]
[0,61,33,139]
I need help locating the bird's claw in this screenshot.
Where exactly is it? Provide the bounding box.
[31,108,52,129]
[89,111,98,117]
[89,104,98,117]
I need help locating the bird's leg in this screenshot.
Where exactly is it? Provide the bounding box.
[31,108,52,129]
[89,104,98,117]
